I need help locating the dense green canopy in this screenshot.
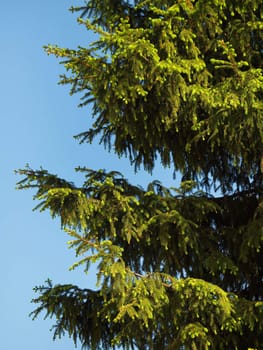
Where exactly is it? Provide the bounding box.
[46,0,262,192]
[17,0,262,349]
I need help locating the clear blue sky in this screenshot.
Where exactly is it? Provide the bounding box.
[1,2,176,349]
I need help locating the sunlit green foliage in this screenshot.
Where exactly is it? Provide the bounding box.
[17,0,262,349]
[46,0,263,192]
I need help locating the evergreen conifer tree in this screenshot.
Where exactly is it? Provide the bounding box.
[17,0,263,349]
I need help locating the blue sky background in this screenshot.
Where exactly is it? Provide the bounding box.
[1,2,177,349]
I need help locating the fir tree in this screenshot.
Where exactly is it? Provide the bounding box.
[17,0,263,349]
